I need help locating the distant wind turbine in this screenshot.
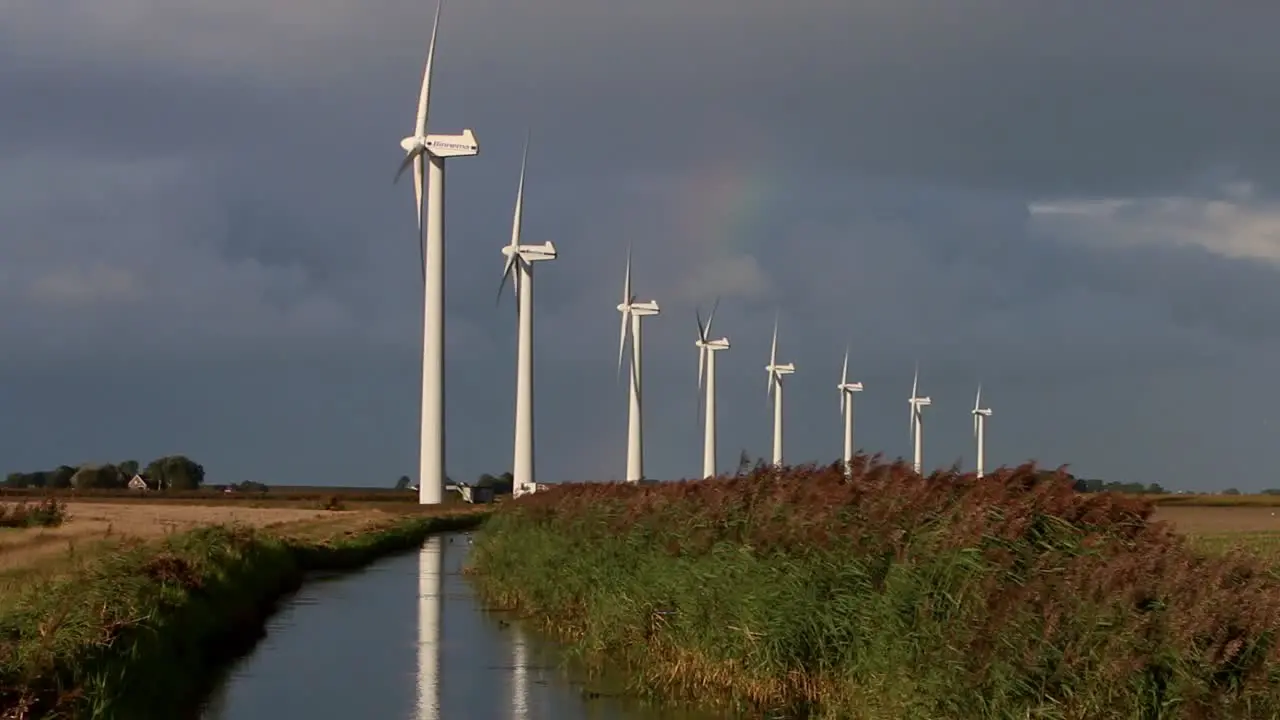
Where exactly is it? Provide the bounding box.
[838,345,864,474]
[393,0,480,505]
[498,136,557,498]
[908,364,932,474]
[764,315,796,465]
[617,246,660,482]
[695,298,730,478]
[972,384,992,478]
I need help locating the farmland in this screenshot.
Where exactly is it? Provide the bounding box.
[469,460,1280,719]
[0,491,488,718]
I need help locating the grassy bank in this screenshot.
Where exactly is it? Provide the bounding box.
[469,458,1280,719]
[0,509,488,719]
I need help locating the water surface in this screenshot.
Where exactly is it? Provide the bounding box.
[200,533,721,719]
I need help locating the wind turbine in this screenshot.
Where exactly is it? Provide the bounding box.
[617,246,660,482]
[764,315,795,465]
[498,137,557,498]
[908,364,932,474]
[695,299,730,478]
[394,0,480,505]
[972,384,993,478]
[416,535,443,720]
[837,345,864,474]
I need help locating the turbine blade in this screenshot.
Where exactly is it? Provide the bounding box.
[840,388,846,419]
[617,310,629,379]
[770,315,779,368]
[911,363,919,399]
[697,345,706,392]
[497,254,517,306]
[510,134,528,251]
[696,307,707,343]
[415,0,443,136]
[414,155,425,282]
[623,243,633,306]
[394,146,425,184]
[975,383,982,412]
[706,296,720,336]
[696,350,706,430]
[973,412,979,439]
[841,345,849,386]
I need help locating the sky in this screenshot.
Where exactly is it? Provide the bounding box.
[2,0,1280,490]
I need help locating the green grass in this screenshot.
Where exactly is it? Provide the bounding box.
[0,509,489,718]
[469,459,1280,719]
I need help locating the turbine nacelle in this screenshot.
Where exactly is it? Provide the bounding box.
[972,407,992,417]
[501,241,558,263]
[621,300,660,317]
[839,382,864,393]
[425,130,479,157]
[910,396,932,407]
[767,363,796,376]
[696,338,730,351]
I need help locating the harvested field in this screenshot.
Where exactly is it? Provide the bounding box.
[0,501,398,581]
[1153,504,1280,534]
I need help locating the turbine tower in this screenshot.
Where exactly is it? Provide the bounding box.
[498,137,557,498]
[764,315,795,465]
[695,298,730,478]
[908,364,932,474]
[972,384,993,478]
[617,246,660,482]
[838,344,864,474]
[394,0,480,505]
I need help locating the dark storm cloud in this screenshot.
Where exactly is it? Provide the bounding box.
[3,0,1280,489]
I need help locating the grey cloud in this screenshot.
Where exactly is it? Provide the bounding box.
[7,1,1280,491]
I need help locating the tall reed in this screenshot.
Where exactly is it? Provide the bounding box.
[469,457,1280,719]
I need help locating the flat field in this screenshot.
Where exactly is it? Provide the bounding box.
[0,496,469,592]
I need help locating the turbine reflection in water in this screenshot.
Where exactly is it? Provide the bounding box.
[417,536,444,720]
[511,620,530,720]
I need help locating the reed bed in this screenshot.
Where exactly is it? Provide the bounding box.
[469,457,1280,719]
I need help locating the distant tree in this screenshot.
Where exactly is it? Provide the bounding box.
[3,473,27,489]
[144,455,205,491]
[1223,488,1242,495]
[394,475,411,490]
[71,464,124,490]
[1263,489,1280,496]
[48,465,76,489]
[736,450,752,476]
[234,481,268,493]
[118,460,140,478]
[1146,483,1167,495]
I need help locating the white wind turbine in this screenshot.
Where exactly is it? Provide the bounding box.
[394,0,480,505]
[695,299,730,478]
[617,246,660,483]
[838,345,864,474]
[416,535,443,720]
[498,137,557,498]
[908,364,931,474]
[764,315,796,465]
[972,384,993,478]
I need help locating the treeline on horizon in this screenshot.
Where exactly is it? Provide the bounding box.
[3,456,208,491]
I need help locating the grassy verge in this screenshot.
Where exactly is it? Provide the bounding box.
[468,458,1280,719]
[0,508,489,719]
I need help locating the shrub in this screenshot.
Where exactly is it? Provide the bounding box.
[0,498,67,528]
